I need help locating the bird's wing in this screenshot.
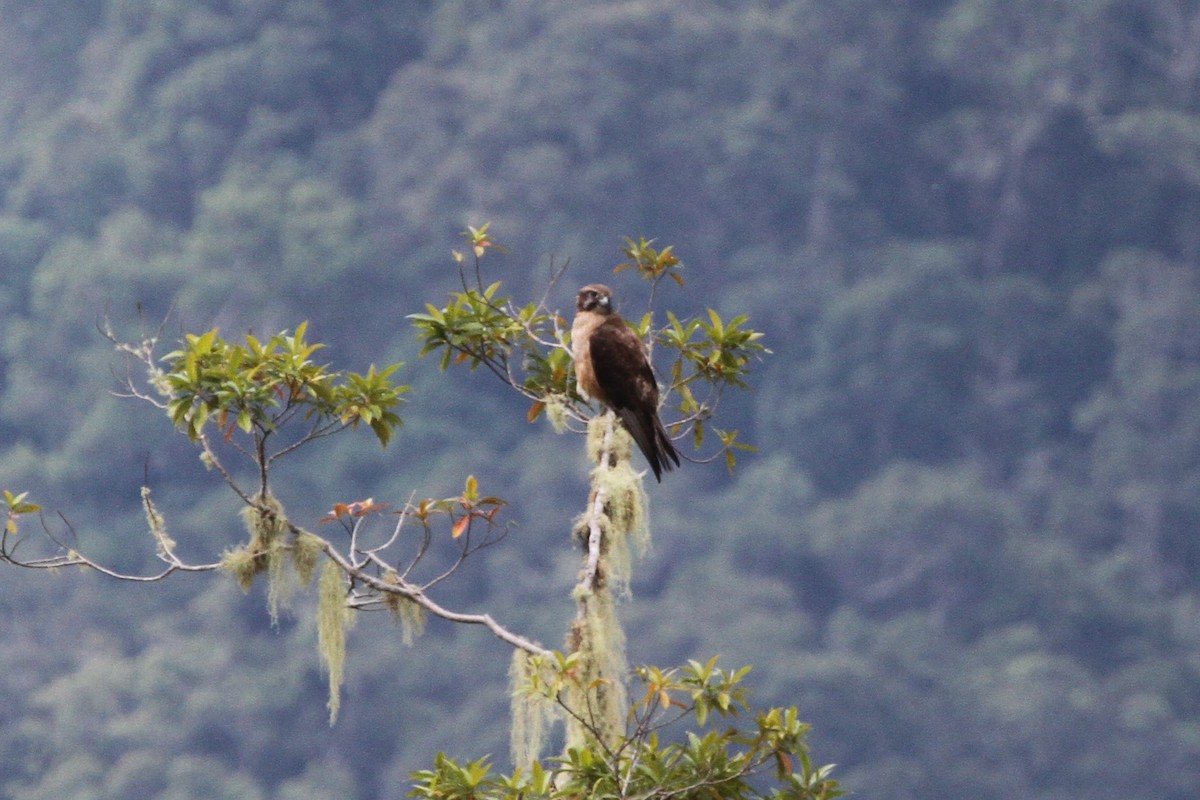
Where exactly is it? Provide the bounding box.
[588,318,682,480]
[587,318,659,411]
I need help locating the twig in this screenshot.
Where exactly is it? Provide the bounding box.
[362,491,416,558]
[198,435,256,507]
[0,512,221,579]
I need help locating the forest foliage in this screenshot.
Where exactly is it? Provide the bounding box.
[1,1,1199,799]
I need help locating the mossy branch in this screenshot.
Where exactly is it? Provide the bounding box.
[5,479,552,726]
[558,413,650,751]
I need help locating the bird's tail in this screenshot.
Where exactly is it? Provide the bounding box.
[617,408,681,482]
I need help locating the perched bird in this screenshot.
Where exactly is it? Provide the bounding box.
[572,284,681,481]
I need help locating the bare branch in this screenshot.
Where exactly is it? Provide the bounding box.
[362,492,417,558]
[398,511,434,583]
[314,530,551,656]
[537,253,572,312]
[0,511,221,581]
[198,435,257,507]
[267,419,348,464]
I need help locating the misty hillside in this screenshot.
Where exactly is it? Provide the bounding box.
[1,2,1198,798]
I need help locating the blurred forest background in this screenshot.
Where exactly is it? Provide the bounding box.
[1,1,1199,798]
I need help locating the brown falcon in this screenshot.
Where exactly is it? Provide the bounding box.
[571,284,681,481]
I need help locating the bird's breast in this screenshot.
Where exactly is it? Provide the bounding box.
[571,312,607,402]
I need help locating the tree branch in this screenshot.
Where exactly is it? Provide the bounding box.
[317,531,550,656]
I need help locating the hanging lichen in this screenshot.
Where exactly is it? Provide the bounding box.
[563,590,628,752]
[218,493,288,594]
[317,559,353,725]
[508,650,559,769]
[241,493,293,626]
[382,570,426,646]
[217,494,354,725]
[586,412,632,466]
[218,496,325,620]
[264,539,292,626]
[243,492,289,551]
[545,394,570,434]
[140,486,176,560]
[589,461,648,598]
[219,545,260,592]
[291,530,325,586]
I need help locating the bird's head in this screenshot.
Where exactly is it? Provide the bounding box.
[576,284,614,314]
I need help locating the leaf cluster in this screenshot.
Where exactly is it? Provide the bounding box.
[615,236,685,287]
[415,656,842,800]
[657,310,768,462]
[161,321,408,448]
[410,282,564,390]
[3,490,41,536]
